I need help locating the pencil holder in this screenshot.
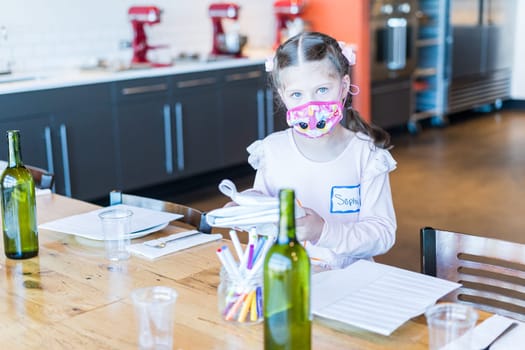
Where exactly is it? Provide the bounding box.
[217,267,263,324]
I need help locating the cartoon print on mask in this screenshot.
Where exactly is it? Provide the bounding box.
[286,100,344,138]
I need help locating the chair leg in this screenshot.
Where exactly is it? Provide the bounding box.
[421,227,437,276]
[200,213,212,234]
[110,191,123,206]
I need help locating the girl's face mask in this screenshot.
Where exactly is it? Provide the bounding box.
[286,100,343,138]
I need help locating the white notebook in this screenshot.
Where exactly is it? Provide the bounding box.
[312,260,461,336]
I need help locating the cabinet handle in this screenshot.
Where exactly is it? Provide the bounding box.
[257,89,265,139]
[225,70,263,82]
[176,77,216,88]
[265,89,274,135]
[121,83,168,95]
[44,126,55,178]
[59,124,72,197]
[163,104,173,174]
[174,103,185,171]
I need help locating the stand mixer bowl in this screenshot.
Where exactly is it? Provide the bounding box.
[219,33,248,55]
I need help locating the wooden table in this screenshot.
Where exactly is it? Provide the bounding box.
[0,194,489,349]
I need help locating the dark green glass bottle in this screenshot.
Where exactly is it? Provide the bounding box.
[264,189,311,350]
[1,130,39,259]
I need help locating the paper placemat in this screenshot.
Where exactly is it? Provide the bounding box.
[38,204,182,240]
[312,260,461,336]
[128,231,223,260]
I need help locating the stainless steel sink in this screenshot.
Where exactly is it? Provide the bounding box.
[0,74,39,84]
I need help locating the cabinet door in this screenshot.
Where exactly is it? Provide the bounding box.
[172,72,222,177]
[220,66,265,166]
[114,78,173,191]
[0,91,55,171]
[52,84,117,201]
[0,114,53,171]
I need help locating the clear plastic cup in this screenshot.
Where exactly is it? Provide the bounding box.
[425,302,478,350]
[131,286,178,350]
[99,208,133,261]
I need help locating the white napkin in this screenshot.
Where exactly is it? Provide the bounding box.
[218,179,278,207]
[470,314,525,350]
[207,179,305,232]
[36,188,52,196]
[128,230,223,260]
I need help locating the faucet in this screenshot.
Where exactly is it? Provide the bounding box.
[0,26,12,74]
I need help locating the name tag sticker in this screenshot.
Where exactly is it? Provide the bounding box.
[330,185,361,213]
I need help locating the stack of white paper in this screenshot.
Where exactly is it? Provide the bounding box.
[312,260,461,336]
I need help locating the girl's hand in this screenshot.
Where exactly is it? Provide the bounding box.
[296,207,324,242]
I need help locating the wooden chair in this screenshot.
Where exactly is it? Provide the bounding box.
[420,227,525,321]
[109,190,212,234]
[26,165,55,190]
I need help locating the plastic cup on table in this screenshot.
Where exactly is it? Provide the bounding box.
[98,208,133,261]
[425,302,478,350]
[131,286,178,350]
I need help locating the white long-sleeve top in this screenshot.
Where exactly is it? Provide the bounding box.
[247,128,397,269]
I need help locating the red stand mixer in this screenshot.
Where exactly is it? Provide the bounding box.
[208,2,247,58]
[128,6,170,67]
[273,0,307,49]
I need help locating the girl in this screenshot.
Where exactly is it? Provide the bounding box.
[247,32,397,269]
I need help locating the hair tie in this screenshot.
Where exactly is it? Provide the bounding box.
[265,55,275,72]
[349,84,360,96]
[337,41,356,66]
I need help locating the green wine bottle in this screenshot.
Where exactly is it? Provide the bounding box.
[1,130,39,259]
[264,189,311,350]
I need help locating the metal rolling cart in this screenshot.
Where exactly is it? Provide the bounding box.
[409,0,451,134]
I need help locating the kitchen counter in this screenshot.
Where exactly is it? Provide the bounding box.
[0,57,266,95]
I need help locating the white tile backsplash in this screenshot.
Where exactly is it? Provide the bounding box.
[0,0,275,73]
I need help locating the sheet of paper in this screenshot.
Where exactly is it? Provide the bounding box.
[128,231,223,260]
[311,259,461,336]
[466,315,524,350]
[38,204,182,240]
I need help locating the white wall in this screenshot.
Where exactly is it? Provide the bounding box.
[511,0,525,99]
[0,0,275,73]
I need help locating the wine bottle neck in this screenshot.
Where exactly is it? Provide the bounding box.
[277,189,297,245]
[7,130,23,168]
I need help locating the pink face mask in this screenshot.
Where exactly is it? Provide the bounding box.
[286,100,344,138]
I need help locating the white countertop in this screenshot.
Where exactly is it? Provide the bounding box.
[0,57,266,95]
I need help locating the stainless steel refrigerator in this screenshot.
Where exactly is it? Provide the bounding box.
[448,0,517,114]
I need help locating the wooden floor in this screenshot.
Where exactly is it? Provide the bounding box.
[145,107,525,272]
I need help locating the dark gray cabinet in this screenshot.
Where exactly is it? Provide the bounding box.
[220,66,265,167]
[0,90,54,171]
[0,112,52,170]
[52,84,116,200]
[0,63,269,200]
[113,77,173,191]
[0,84,117,201]
[171,71,223,177]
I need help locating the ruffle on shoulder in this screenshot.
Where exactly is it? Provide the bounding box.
[247,140,264,170]
[362,149,397,182]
